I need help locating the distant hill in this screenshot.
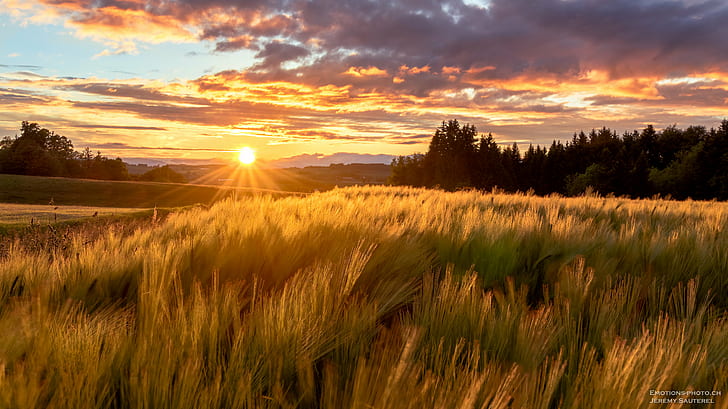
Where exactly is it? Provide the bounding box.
[172,163,391,192]
[0,174,299,208]
[265,152,396,168]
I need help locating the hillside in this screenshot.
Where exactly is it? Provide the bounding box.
[170,162,391,192]
[0,186,726,408]
[0,174,302,208]
[126,162,392,193]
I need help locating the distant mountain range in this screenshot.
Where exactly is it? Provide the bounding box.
[123,152,396,168]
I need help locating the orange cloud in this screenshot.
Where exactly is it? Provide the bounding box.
[441,66,461,75]
[4,63,728,161]
[2,0,198,54]
[343,66,389,77]
[4,0,728,161]
[399,65,431,75]
[460,69,664,106]
[69,6,197,49]
[465,65,496,75]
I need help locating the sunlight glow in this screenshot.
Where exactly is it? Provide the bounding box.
[238,147,256,165]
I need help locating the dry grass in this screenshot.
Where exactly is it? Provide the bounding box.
[0,186,726,408]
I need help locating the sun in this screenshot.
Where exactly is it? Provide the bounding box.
[238,147,256,165]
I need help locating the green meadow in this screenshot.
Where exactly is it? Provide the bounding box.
[0,174,298,208]
[0,186,726,408]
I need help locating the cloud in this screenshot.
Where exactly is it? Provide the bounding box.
[585,95,644,106]
[7,71,47,80]
[90,142,233,151]
[0,64,43,70]
[72,124,168,131]
[252,41,310,70]
[10,0,723,80]
[213,35,255,52]
[7,0,728,99]
[92,44,137,59]
[655,80,728,107]
[0,90,49,104]
[2,62,725,153]
[344,66,389,78]
[60,82,206,103]
[3,0,728,157]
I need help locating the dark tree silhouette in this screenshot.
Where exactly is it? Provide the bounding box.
[474,133,504,191]
[389,154,425,187]
[0,121,129,181]
[391,119,728,200]
[423,120,478,189]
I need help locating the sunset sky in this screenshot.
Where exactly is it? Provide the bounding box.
[1,0,727,162]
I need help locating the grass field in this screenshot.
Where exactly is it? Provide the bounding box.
[0,174,302,208]
[0,186,726,408]
[0,203,144,225]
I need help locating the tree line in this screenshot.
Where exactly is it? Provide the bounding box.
[0,122,128,180]
[390,119,728,200]
[0,122,187,183]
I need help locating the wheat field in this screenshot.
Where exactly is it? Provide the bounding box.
[0,186,726,408]
[0,203,144,225]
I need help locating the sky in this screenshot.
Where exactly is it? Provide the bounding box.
[1,0,728,162]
